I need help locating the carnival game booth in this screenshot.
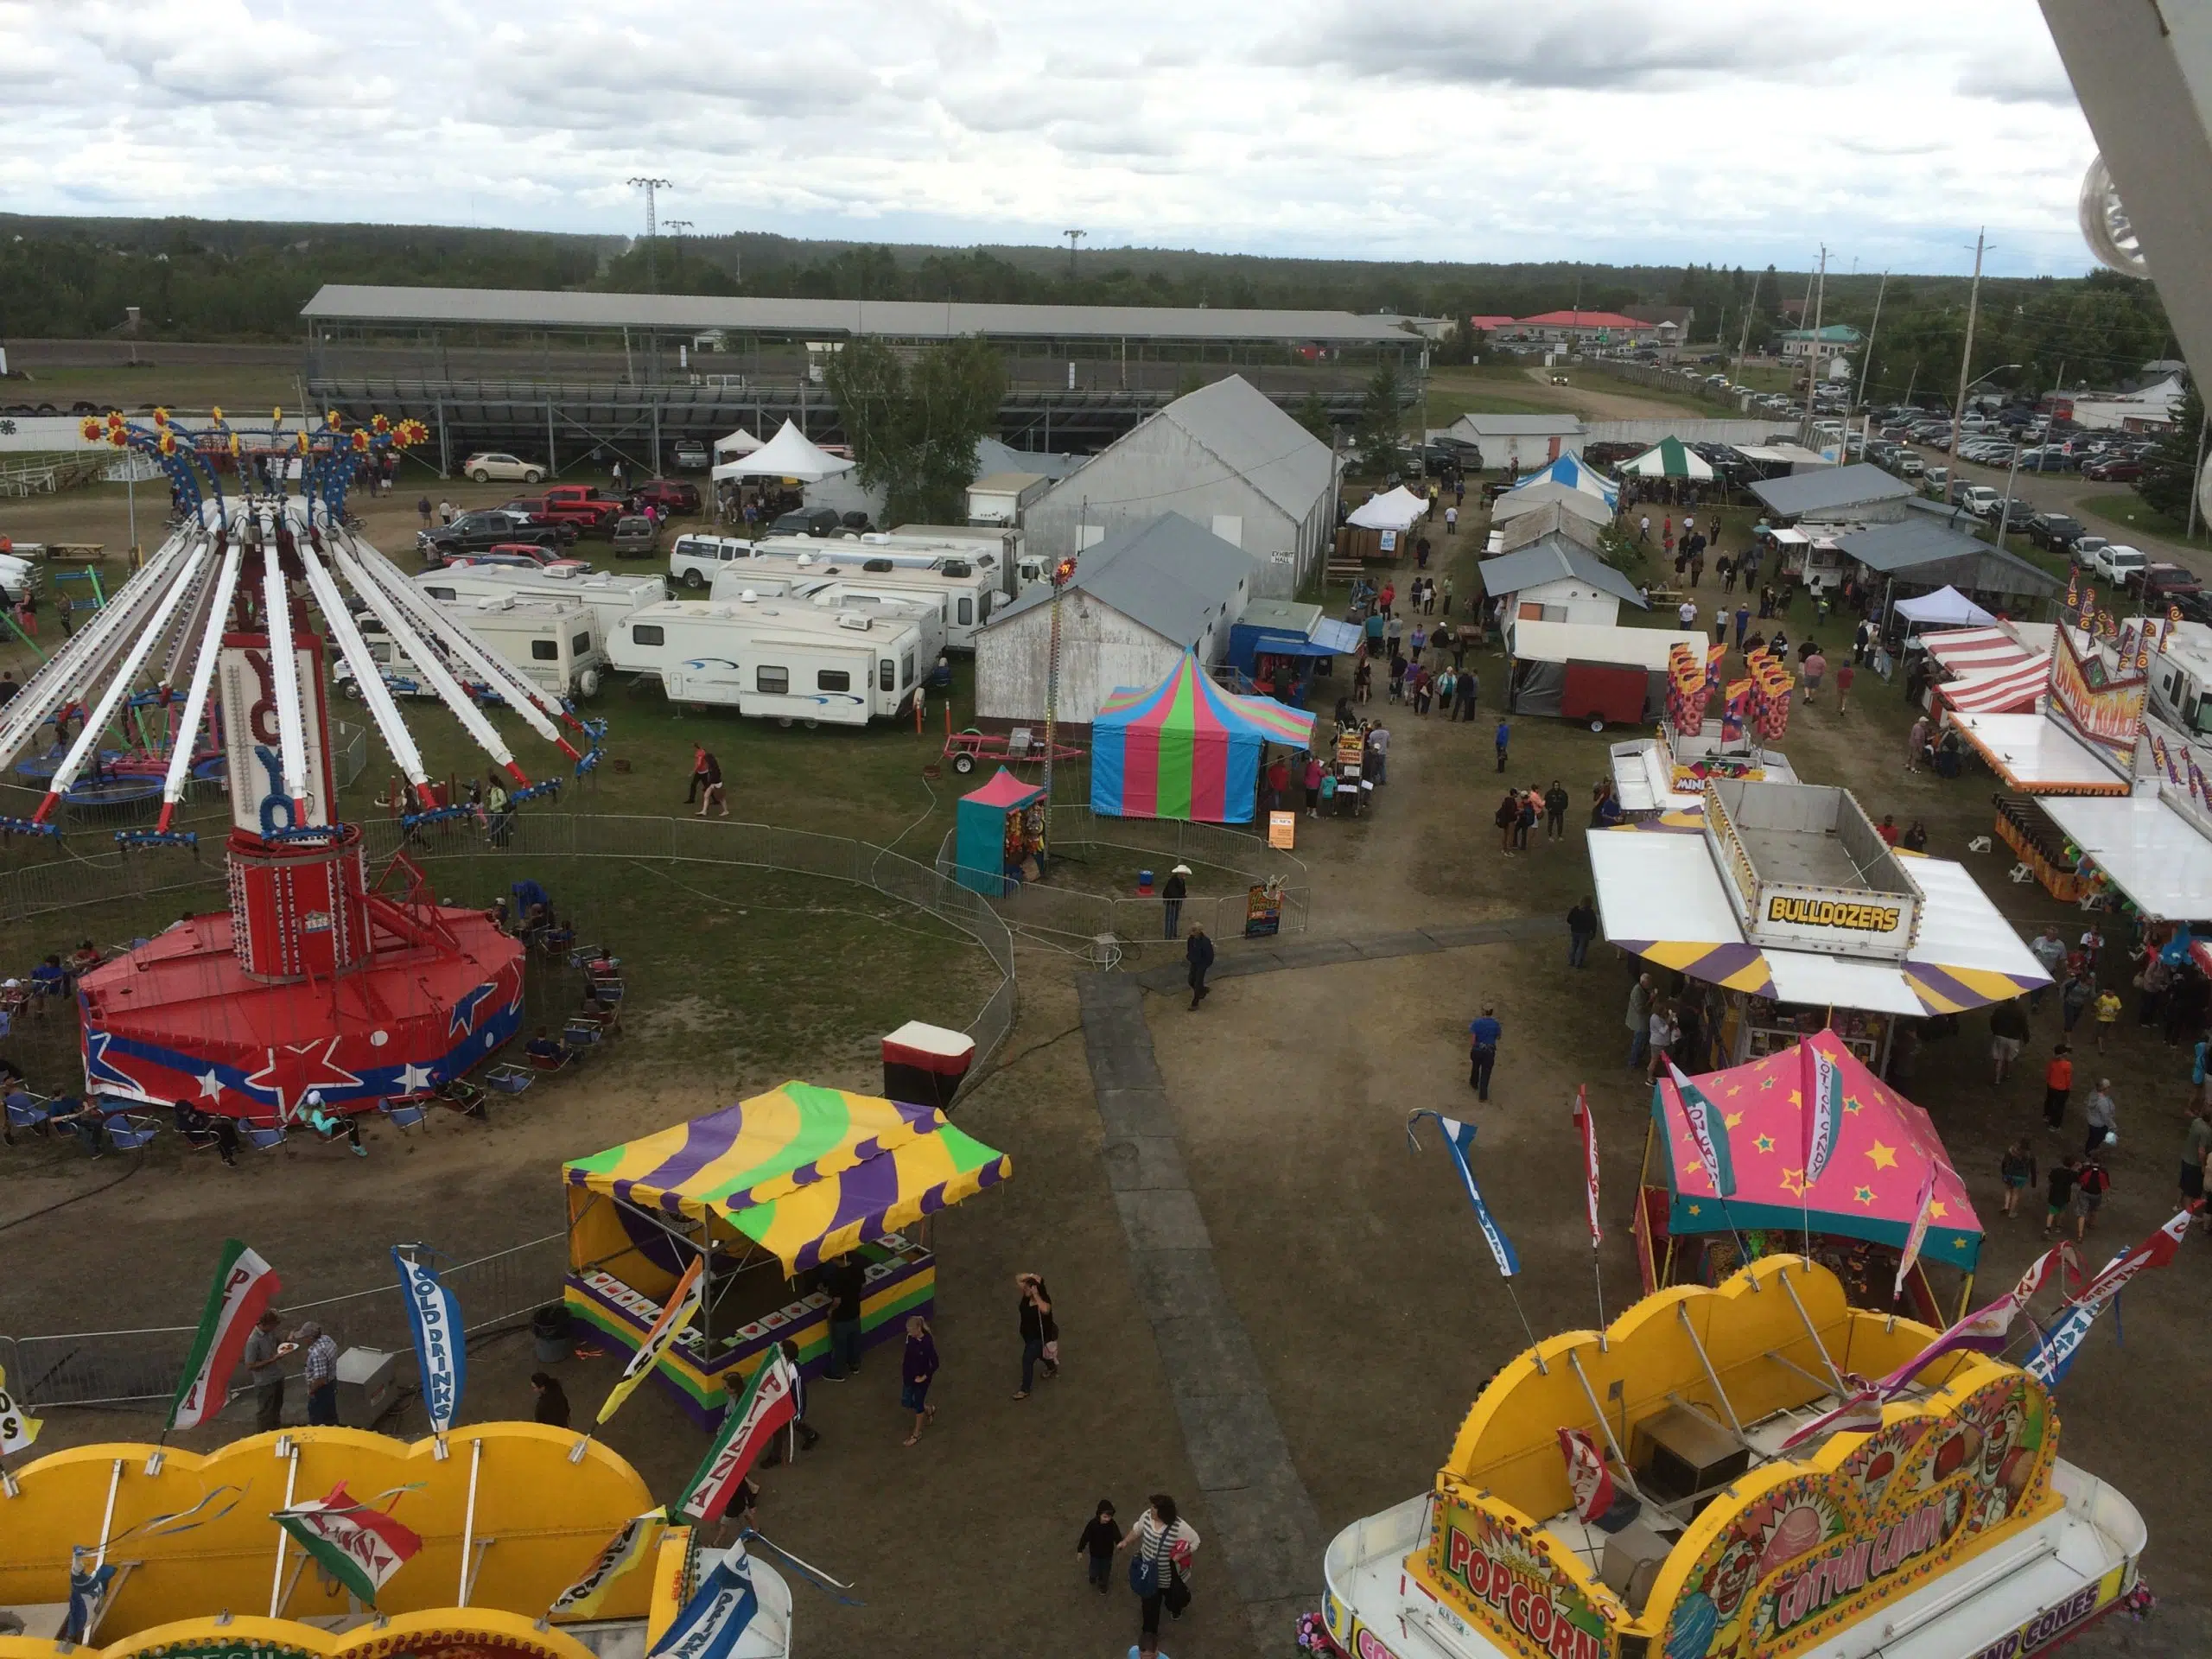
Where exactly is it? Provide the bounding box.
[951,767,1046,896]
[1226,599,1363,689]
[1321,1256,2146,1659]
[563,1081,1011,1427]
[0,1424,792,1659]
[1090,652,1316,824]
[1635,1030,1981,1323]
[1609,721,1798,819]
[1588,779,2050,1071]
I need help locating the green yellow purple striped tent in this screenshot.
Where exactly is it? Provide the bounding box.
[564,1081,1011,1277]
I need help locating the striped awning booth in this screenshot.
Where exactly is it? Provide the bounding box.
[1922,626,2033,675]
[1939,654,2050,716]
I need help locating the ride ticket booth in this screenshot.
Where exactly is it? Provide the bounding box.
[952,767,1046,896]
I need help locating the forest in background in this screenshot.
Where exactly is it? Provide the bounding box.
[0,213,2180,402]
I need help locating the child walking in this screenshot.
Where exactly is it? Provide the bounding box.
[2043,1154,2082,1239]
[1077,1499,1122,1594]
[1999,1139,2036,1218]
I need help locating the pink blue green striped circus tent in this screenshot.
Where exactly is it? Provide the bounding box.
[1090,652,1316,823]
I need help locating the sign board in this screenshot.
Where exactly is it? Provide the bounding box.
[219,636,332,837]
[1425,1496,1611,1659]
[1244,883,1283,938]
[1268,810,1296,850]
[2049,624,2146,776]
[1754,883,1916,953]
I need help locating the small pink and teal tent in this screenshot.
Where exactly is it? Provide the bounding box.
[1090,653,1316,823]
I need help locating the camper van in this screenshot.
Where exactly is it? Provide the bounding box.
[669,527,1033,600]
[342,594,609,702]
[415,565,666,641]
[711,549,997,650]
[2149,621,2212,739]
[608,598,924,727]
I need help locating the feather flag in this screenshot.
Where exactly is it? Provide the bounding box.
[2064,1207,2195,1319]
[1799,1039,1844,1189]
[548,1510,667,1620]
[2065,570,2079,611]
[673,1350,799,1525]
[1894,1167,1939,1300]
[1778,1376,1886,1451]
[2153,733,2176,784]
[649,1545,760,1659]
[168,1241,283,1432]
[1877,1242,2075,1391]
[1557,1428,1616,1523]
[0,1363,42,1457]
[1571,1087,1601,1245]
[1408,1111,1521,1276]
[271,1484,422,1607]
[1667,1062,1737,1198]
[2026,1246,2130,1388]
[597,1257,705,1425]
[391,1249,465,1436]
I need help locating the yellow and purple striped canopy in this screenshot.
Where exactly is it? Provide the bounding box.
[564,1081,1011,1273]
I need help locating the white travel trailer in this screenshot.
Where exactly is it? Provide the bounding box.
[413,564,666,640]
[669,529,1033,601]
[344,594,610,701]
[2147,620,2212,741]
[608,597,924,727]
[711,550,997,649]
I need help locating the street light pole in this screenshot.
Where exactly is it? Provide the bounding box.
[1993,439,2024,548]
[1947,228,1986,479]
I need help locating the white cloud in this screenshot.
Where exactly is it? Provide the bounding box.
[0,0,2102,276]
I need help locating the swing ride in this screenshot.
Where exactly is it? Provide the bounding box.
[16,408,603,1121]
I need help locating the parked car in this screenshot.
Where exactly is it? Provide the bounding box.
[2026,512,2085,551]
[609,515,661,557]
[419,511,566,560]
[1920,465,1948,493]
[2069,535,2111,569]
[1897,453,1925,478]
[505,485,626,533]
[2125,561,2203,601]
[672,439,710,471]
[1961,485,2001,517]
[461,452,546,485]
[2092,543,2149,584]
[769,506,844,538]
[630,478,701,516]
[443,544,591,574]
[2083,456,2144,481]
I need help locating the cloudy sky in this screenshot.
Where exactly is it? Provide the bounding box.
[1,0,2099,276]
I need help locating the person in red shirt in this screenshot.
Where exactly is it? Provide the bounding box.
[2044,1043,2074,1131]
[1266,755,1291,813]
[1835,659,1857,714]
[1877,814,1901,846]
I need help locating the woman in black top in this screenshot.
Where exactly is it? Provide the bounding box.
[1014,1272,1057,1399]
[531,1372,570,1427]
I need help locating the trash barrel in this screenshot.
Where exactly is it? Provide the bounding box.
[531,1303,572,1364]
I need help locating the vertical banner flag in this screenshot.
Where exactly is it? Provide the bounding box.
[548,1510,668,1620]
[63,1550,115,1643]
[2026,1248,2129,1389]
[1572,1087,1602,1245]
[1667,1063,1737,1198]
[1894,1167,1939,1300]
[0,1363,43,1457]
[1800,1039,1844,1188]
[168,1240,283,1432]
[1875,1242,2076,1395]
[2064,1208,2194,1319]
[271,1483,423,1607]
[391,1249,465,1436]
[597,1257,705,1425]
[673,1350,799,1525]
[650,1546,761,1659]
[1408,1111,1521,1277]
[1557,1428,1616,1523]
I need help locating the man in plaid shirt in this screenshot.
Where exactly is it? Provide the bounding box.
[294,1322,340,1426]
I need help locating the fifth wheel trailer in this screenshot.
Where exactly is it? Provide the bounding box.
[607,597,925,727]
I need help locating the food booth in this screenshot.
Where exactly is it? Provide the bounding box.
[563,1080,1011,1426]
[1609,720,1799,819]
[1588,779,2050,1071]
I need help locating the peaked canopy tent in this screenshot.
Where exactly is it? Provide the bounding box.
[952,767,1046,896]
[1345,486,1427,531]
[1488,480,1614,527]
[1896,586,1999,629]
[1510,452,1620,508]
[563,1080,1011,1424]
[710,418,856,482]
[1637,1029,1983,1318]
[1090,651,1315,823]
[713,427,764,458]
[1616,435,1715,480]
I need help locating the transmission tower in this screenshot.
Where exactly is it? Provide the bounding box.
[628,177,671,291]
[1064,228,1085,277]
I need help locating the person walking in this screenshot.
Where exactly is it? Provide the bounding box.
[1444,503,1459,537]
[820,1252,866,1380]
[1733,603,1751,650]
[1014,1272,1057,1399]
[1077,1501,1123,1595]
[1638,513,1651,543]
[295,1322,340,1426]
[245,1309,287,1433]
[686,744,712,805]
[1117,1495,1199,1640]
[1567,896,1599,968]
[1367,721,1389,785]
[1802,647,1827,704]
[1989,997,2028,1084]
[1625,974,1655,1070]
[2073,1154,2111,1242]
[1441,574,1455,614]
[416,495,434,530]
[899,1314,939,1446]
[1999,1139,2036,1218]
[1543,779,1569,842]
[1185,924,1215,1010]
[2082,1078,2119,1158]
[1455,670,1478,721]
[1494,719,1510,773]
[2059,970,2097,1035]
[2042,1155,2082,1239]
[693,749,728,817]
[1467,1006,1502,1100]
[1514,788,1536,852]
[2027,927,2068,1014]
[2042,1043,2074,1133]
[1646,1000,1680,1082]
[531,1371,572,1427]
[1160,865,1188,939]
[2178,1107,2211,1217]
[1835,658,1855,713]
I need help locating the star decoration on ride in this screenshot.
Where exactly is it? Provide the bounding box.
[245,1038,364,1116]
[448,982,498,1039]
[84,1031,150,1094]
[398,1060,438,1095]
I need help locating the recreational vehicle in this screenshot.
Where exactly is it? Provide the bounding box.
[710,551,997,650]
[608,597,924,727]
[2148,620,2212,739]
[343,594,610,701]
[415,565,666,640]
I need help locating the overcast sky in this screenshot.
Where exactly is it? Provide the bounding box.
[1,0,2099,277]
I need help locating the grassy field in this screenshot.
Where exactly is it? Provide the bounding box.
[2073,488,2212,550]
[5,362,308,410]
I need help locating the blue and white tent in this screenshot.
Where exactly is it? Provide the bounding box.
[1510,453,1620,510]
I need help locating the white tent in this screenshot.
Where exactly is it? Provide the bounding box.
[1491,482,1613,526]
[710,419,855,483]
[713,427,764,459]
[1616,437,1716,480]
[1346,486,1427,532]
[1895,586,1998,628]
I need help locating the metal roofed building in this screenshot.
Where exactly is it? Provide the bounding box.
[1747,461,1915,523]
[1480,536,1649,645]
[1444,410,1588,470]
[1023,374,1338,600]
[1835,520,2063,619]
[972,512,1257,724]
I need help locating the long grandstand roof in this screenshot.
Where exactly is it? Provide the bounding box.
[300,284,1426,345]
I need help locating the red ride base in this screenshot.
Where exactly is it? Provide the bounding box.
[77,907,524,1122]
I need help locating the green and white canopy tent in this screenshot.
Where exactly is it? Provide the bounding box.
[1617,436,1715,480]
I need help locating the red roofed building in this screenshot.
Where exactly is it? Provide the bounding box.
[1510,309,1656,345]
[1468,315,1516,333]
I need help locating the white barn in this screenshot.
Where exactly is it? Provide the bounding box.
[1446,412,1589,471]
[1023,376,1337,600]
[973,514,1255,725]
[1480,536,1649,648]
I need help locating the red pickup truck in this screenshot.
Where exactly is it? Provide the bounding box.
[505,486,626,532]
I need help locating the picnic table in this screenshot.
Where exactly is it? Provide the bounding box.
[42,543,106,563]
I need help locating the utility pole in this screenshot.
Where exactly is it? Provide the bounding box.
[1064,229,1085,278]
[1734,268,1762,378]
[1800,246,1827,448]
[664,219,691,289]
[1854,270,1889,410]
[629,177,671,291]
[1947,228,1986,479]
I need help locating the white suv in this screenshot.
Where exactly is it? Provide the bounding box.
[461,452,545,484]
[2093,543,2148,585]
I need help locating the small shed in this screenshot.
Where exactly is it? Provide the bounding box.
[1446,412,1588,470]
[953,768,1047,895]
[1480,537,1649,641]
[1506,620,1708,728]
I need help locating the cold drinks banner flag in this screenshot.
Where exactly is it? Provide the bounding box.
[1801,1039,1845,1188]
[1667,1063,1737,1198]
[2027,1249,2127,1388]
[391,1249,465,1436]
[1408,1110,1521,1277]
[674,1350,799,1525]
[168,1240,282,1433]
[596,1256,704,1426]
[1895,1167,1939,1301]
[1558,1427,1616,1523]
[649,1547,760,1659]
[272,1483,423,1606]
[2066,1207,2194,1319]
[548,1510,666,1620]
[0,1363,42,1457]
[1572,1087,1602,1245]
[1879,1242,2074,1392]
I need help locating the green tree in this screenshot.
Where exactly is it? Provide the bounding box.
[2136,380,2204,522]
[1355,364,1406,477]
[825,335,1006,524]
[1292,391,1334,443]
